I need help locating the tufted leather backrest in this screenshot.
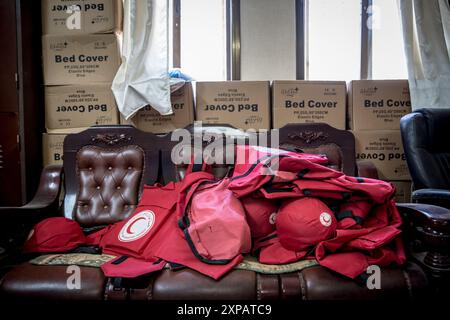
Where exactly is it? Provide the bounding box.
[166,123,355,181]
[62,126,163,227]
[74,145,144,227]
[279,143,343,172]
[401,108,450,190]
[278,123,356,176]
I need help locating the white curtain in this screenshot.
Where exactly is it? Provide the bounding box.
[112,0,172,119]
[398,0,450,109]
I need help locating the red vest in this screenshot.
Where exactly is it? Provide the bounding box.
[229,145,406,279]
[95,178,245,280]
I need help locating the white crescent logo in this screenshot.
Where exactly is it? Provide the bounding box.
[118,210,155,242]
[319,212,333,227]
[269,212,277,225]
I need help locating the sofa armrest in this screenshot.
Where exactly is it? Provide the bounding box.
[412,189,450,209]
[0,165,63,218]
[356,160,379,179]
[0,165,63,252]
[397,203,450,281]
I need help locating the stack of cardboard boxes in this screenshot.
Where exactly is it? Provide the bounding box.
[35,7,412,201]
[193,80,347,131]
[193,80,412,202]
[41,0,122,165]
[348,80,412,202]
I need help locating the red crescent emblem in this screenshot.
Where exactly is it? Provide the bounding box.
[126,217,146,234]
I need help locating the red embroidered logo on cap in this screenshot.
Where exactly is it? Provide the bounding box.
[269,212,277,225]
[320,212,333,227]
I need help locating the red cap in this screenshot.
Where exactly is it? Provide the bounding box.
[241,197,278,238]
[258,237,309,265]
[23,217,87,253]
[276,197,336,251]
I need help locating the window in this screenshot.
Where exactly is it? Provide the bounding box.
[305,0,408,80]
[307,0,362,81]
[371,0,407,79]
[172,0,228,81]
[172,0,408,81]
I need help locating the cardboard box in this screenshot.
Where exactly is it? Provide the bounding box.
[390,180,412,203]
[272,81,346,129]
[42,0,122,35]
[46,127,90,134]
[45,84,119,130]
[348,80,411,130]
[122,82,195,133]
[43,127,89,165]
[42,33,120,85]
[353,130,410,180]
[196,81,271,130]
[43,133,66,166]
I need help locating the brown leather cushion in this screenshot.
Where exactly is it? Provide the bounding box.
[298,263,429,300]
[0,262,106,300]
[75,145,144,227]
[152,269,256,300]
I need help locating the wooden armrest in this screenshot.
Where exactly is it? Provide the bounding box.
[412,189,450,209]
[0,165,63,252]
[397,203,450,278]
[0,165,63,218]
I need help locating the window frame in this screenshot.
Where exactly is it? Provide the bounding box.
[172,0,382,81]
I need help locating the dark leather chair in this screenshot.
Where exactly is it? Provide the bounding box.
[0,123,448,300]
[401,108,450,209]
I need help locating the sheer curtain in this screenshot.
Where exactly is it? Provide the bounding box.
[112,0,172,119]
[398,0,450,109]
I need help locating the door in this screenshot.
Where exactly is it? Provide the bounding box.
[0,0,22,206]
[0,113,21,206]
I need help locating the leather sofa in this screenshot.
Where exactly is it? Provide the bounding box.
[0,123,448,300]
[401,108,450,209]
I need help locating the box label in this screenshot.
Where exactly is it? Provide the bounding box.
[349,80,411,130]
[42,0,122,35]
[45,85,119,129]
[354,130,410,180]
[272,81,346,129]
[43,34,120,85]
[196,81,270,130]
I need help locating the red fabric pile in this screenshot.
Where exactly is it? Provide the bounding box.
[23,145,406,280]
